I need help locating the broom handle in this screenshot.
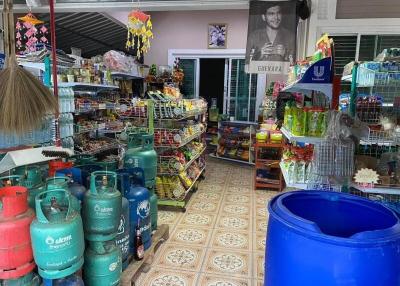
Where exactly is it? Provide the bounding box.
[49,0,61,147]
[6,0,16,63]
[2,0,10,63]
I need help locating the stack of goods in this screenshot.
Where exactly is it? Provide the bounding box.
[283,101,327,137]
[217,123,254,162]
[340,94,383,124]
[287,34,333,84]
[103,50,142,77]
[154,122,205,147]
[75,136,118,154]
[155,158,205,200]
[17,43,75,67]
[281,145,314,184]
[158,142,205,174]
[256,118,282,143]
[145,62,184,85]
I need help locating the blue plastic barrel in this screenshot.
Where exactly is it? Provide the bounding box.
[266,191,400,286]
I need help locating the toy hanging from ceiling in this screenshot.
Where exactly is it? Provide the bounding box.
[126,9,153,57]
[16,11,48,52]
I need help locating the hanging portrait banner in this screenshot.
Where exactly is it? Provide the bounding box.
[245,0,297,74]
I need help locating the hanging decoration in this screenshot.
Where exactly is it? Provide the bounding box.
[126,9,153,57]
[16,12,48,52]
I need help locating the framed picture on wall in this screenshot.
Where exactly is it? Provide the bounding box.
[208,23,227,49]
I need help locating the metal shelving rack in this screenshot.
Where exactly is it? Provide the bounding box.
[210,120,257,165]
[344,63,400,207]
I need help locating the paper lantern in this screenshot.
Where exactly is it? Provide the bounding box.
[16,12,48,52]
[126,9,153,57]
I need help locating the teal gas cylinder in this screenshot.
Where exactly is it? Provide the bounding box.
[13,166,42,189]
[82,171,122,242]
[123,133,157,190]
[0,271,40,286]
[45,177,71,191]
[115,196,130,270]
[83,241,122,286]
[30,189,84,280]
[148,187,158,231]
[0,175,24,187]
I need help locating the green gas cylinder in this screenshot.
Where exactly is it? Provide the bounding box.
[83,241,122,286]
[82,171,122,242]
[46,177,71,191]
[30,189,84,280]
[0,271,40,286]
[123,133,157,189]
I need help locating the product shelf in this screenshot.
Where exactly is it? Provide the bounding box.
[280,127,324,144]
[280,162,308,189]
[111,71,144,80]
[158,146,206,175]
[79,140,121,155]
[157,167,205,209]
[350,183,400,195]
[58,82,119,89]
[154,128,206,149]
[282,57,333,100]
[209,153,255,165]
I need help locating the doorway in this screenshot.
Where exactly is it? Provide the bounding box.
[199,58,226,114]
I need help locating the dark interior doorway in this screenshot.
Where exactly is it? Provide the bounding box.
[199,58,225,112]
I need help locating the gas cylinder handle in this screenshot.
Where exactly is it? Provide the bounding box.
[141,134,154,150]
[45,176,71,189]
[90,171,117,195]
[35,189,73,223]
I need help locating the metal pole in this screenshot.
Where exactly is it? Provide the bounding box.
[349,62,359,117]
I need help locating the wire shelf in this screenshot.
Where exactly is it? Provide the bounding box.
[158,146,206,175]
[154,125,206,149]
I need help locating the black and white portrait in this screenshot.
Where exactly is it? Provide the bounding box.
[208,24,227,49]
[245,0,297,74]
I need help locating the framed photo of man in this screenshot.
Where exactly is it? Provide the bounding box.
[245,0,297,74]
[208,23,227,49]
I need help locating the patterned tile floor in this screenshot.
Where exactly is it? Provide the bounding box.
[137,158,277,286]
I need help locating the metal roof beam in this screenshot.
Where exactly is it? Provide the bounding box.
[12,0,248,13]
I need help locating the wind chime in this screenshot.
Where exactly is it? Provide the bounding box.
[15,10,48,52]
[126,7,153,57]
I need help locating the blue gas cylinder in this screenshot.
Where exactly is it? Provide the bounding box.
[53,274,84,286]
[266,191,400,286]
[124,168,151,251]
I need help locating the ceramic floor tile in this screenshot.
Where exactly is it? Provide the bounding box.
[169,226,212,247]
[197,273,252,286]
[254,279,264,286]
[187,199,220,213]
[253,232,266,253]
[154,244,206,272]
[178,212,216,228]
[223,194,252,206]
[253,253,265,280]
[209,229,251,251]
[254,195,273,207]
[198,183,225,193]
[225,186,252,194]
[254,217,269,233]
[205,175,227,185]
[220,203,251,217]
[228,179,253,188]
[139,267,198,286]
[202,249,252,278]
[194,191,223,202]
[158,210,183,225]
[216,215,251,232]
[254,205,269,218]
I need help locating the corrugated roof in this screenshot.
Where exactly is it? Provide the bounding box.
[32,12,130,57]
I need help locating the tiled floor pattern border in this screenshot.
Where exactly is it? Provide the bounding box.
[139,157,275,286]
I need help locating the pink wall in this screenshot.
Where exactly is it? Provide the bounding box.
[108,10,249,65]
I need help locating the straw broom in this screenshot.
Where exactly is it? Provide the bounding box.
[0,0,57,134]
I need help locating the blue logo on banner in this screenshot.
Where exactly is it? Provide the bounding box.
[299,57,332,84]
[0,53,5,70]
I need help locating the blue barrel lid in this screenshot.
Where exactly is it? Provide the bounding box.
[269,191,400,246]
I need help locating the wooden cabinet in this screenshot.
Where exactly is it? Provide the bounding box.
[254,142,284,191]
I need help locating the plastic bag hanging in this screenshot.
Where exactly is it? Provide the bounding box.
[126,9,153,57]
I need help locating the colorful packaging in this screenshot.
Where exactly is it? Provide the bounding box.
[292,107,305,136]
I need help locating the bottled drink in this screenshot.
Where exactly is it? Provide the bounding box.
[134,221,144,261]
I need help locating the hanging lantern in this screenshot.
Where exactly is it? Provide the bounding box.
[126,9,153,57]
[16,12,48,52]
